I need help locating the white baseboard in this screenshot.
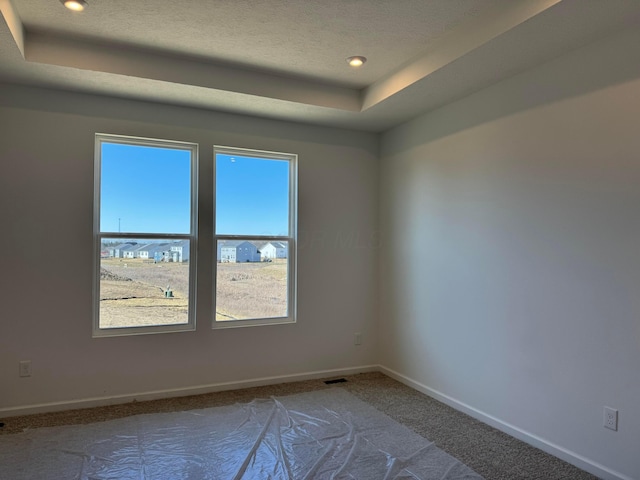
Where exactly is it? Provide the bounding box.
[379,365,633,480]
[3,364,632,480]
[0,365,378,418]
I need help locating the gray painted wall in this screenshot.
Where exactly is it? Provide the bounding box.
[0,86,379,410]
[379,27,640,480]
[2,21,639,480]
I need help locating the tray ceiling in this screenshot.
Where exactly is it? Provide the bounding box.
[1,0,639,131]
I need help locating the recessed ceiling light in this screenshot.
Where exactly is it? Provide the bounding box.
[61,0,87,12]
[346,56,367,67]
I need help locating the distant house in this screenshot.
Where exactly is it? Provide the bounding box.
[112,243,137,258]
[123,246,139,259]
[260,241,288,260]
[137,243,170,261]
[219,240,261,263]
[130,243,149,259]
[169,240,190,262]
[216,241,223,262]
[128,244,159,258]
[106,241,188,262]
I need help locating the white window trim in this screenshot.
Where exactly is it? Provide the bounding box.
[212,145,298,329]
[93,134,198,337]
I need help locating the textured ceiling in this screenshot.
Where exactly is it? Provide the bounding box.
[12,0,501,87]
[1,0,640,131]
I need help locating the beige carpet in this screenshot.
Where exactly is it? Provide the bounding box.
[0,372,597,479]
[1,388,484,479]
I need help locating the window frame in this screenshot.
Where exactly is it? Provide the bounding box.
[93,133,198,337]
[212,145,298,329]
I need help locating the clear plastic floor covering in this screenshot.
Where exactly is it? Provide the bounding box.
[0,388,483,479]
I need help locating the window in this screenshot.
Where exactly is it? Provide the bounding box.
[93,137,295,335]
[214,146,297,328]
[94,134,197,336]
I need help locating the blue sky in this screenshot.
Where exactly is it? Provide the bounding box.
[100,143,192,234]
[216,153,289,236]
[100,143,289,236]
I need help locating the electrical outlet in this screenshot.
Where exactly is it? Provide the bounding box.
[603,406,618,431]
[19,360,32,378]
[354,333,362,346]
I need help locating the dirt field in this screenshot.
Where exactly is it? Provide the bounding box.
[216,261,288,320]
[99,258,287,328]
[100,259,190,328]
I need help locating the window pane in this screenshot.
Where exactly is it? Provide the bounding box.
[216,239,288,321]
[100,143,191,234]
[216,154,289,236]
[99,238,190,328]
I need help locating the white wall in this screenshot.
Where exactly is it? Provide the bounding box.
[3,19,639,480]
[0,85,379,411]
[379,27,640,480]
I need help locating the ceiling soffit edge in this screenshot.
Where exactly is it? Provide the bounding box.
[0,0,24,56]
[362,0,561,110]
[2,0,561,114]
[24,30,362,112]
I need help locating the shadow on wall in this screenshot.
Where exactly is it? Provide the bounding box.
[0,85,378,154]
[383,27,640,155]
